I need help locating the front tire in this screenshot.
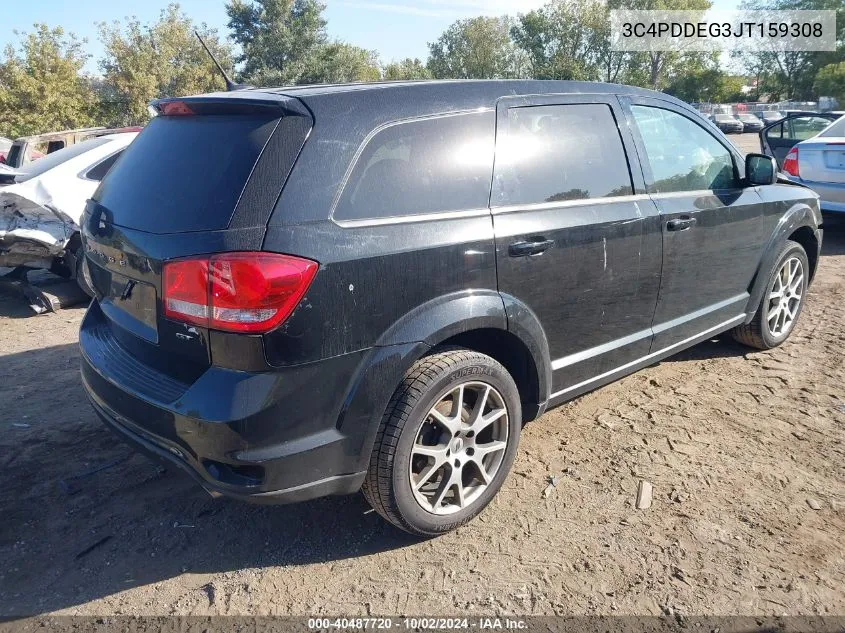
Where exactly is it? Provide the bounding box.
[730,240,809,349]
[362,349,522,536]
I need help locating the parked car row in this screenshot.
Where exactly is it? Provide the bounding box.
[708,111,782,133]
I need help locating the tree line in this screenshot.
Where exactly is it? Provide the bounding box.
[0,0,843,139]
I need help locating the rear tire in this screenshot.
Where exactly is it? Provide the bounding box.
[362,349,521,537]
[730,240,809,350]
[74,246,94,297]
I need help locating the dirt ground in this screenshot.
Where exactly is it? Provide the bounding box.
[1,135,843,618]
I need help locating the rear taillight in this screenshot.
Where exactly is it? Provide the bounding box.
[782,147,800,177]
[163,252,318,334]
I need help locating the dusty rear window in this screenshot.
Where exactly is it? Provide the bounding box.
[94,114,279,234]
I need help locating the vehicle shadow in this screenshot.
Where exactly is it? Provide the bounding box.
[0,343,419,618]
[821,212,845,255]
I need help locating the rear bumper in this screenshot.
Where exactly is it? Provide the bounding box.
[86,390,365,503]
[786,177,845,212]
[79,303,373,504]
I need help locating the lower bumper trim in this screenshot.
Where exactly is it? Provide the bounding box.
[88,392,366,505]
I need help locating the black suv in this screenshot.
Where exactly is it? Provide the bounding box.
[79,81,822,536]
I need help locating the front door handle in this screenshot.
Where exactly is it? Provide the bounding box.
[666,216,697,232]
[509,238,554,257]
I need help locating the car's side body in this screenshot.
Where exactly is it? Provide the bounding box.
[78,81,823,507]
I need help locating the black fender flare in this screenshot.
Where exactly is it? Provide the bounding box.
[744,202,821,323]
[333,290,551,475]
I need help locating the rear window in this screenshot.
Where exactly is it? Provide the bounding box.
[819,116,845,138]
[333,111,495,221]
[94,114,279,234]
[492,104,633,206]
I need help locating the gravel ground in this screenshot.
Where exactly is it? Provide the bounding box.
[1,136,842,618]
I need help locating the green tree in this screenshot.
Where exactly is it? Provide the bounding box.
[736,0,844,100]
[511,0,610,81]
[0,25,96,138]
[664,66,725,102]
[227,0,327,84]
[815,62,845,103]
[428,16,527,79]
[299,42,381,83]
[665,67,749,103]
[383,58,432,80]
[98,4,233,126]
[615,0,713,90]
[226,0,380,85]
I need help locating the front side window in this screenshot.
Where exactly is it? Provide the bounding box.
[493,103,633,206]
[631,106,738,193]
[334,111,495,221]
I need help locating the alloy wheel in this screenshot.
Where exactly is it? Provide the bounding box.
[409,381,509,515]
[766,256,804,338]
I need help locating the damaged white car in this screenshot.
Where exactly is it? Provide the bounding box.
[0,132,137,301]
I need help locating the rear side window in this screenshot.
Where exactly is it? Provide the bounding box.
[85,150,123,181]
[492,104,633,207]
[333,111,495,221]
[631,106,738,193]
[94,114,279,234]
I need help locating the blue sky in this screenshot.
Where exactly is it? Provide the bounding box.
[0,0,550,73]
[2,0,737,74]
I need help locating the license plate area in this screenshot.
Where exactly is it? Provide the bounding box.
[96,266,159,343]
[824,149,845,170]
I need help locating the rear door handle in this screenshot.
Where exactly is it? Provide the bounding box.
[666,217,697,232]
[509,239,554,257]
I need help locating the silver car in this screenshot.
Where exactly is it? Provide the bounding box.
[761,113,845,213]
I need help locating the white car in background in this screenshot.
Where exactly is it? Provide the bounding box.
[761,113,845,214]
[0,132,137,296]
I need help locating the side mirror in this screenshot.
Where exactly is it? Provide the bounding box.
[746,153,777,186]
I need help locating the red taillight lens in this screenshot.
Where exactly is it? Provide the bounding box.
[782,147,800,177]
[162,253,318,334]
[163,259,209,327]
[159,101,194,116]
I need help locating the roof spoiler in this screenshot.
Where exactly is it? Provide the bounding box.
[194,31,250,92]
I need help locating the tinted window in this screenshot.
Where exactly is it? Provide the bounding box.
[95,114,279,233]
[334,111,494,221]
[85,150,124,181]
[492,104,633,207]
[631,106,738,193]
